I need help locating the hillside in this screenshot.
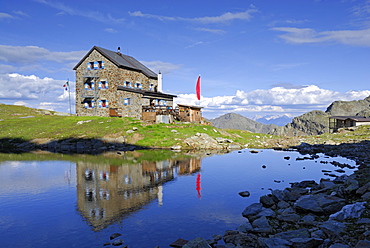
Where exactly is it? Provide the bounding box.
[270,95,370,136]
[0,103,275,151]
[209,113,277,134]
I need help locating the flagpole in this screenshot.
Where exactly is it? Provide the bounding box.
[67,78,72,115]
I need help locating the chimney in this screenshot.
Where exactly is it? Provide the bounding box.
[158,71,163,92]
[117,47,121,54]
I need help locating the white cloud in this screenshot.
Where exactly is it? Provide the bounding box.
[141,60,181,74]
[14,101,28,106]
[0,73,75,113]
[0,45,86,64]
[272,27,370,47]
[104,28,118,33]
[36,0,125,23]
[0,73,62,100]
[0,12,14,19]
[194,27,226,34]
[175,85,370,119]
[13,11,29,17]
[129,8,258,24]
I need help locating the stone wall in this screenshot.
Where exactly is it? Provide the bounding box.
[75,49,158,118]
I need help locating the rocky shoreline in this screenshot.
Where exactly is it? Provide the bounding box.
[169,141,370,248]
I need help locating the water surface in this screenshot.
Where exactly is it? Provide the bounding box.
[0,149,357,248]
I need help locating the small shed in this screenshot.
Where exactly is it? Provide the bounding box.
[329,116,370,132]
[177,104,203,123]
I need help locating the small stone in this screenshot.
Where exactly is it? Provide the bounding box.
[169,238,189,247]
[238,191,250,197]
[112,239,124,246]
[182,237,211,248]
[110,233,122,240]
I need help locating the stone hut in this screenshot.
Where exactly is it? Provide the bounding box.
[73,46,177,122]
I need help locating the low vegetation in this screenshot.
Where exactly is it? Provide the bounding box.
[0,104,272,149]
[1,103,370,151]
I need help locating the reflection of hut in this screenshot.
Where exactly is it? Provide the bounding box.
[177,158,201,175]
[177,104,203,123]
[76,161,175,231]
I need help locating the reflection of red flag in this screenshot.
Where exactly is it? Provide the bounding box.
[196,76,201,100]
[196,173,202,198]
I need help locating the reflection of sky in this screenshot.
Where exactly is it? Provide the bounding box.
[0,150,357,248]
[0,161,76,195]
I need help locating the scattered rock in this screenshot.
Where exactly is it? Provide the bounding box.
[238,191,250,197]
[169,238,189,247]
[182,237,211,248]
[112,239,124,246]
[110,233,122,240]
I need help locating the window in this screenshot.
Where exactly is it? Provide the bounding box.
[83,99,95,108]
[99,100,108,108]
[84,81,94,90]
[97,61,104,69]
[123,81,132,88]
[87,62,94,70]
[149,83,154,91]
[87,61,104,70]
[124,98,131,105]
[99,81,108,89]
[135,83,142,89]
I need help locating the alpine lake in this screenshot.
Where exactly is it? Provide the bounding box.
[0,148,358,248]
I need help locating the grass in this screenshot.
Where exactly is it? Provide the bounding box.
[1,103,370,150]
[0,104,271,149]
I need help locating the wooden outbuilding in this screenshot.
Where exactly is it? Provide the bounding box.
[329,116,370,132]
[176,104,203,123]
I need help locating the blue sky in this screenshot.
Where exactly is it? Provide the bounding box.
[1,0,370,120]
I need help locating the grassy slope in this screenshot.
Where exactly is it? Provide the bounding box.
[0,104,272,148]
[1,104,370,149]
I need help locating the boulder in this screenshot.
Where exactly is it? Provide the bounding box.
[329,202,366,221]
[182,237,211,248]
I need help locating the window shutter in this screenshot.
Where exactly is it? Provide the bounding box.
[84,102,88,108]
[84,83,88,90]
[106,100,109,108]
[105,81,108,89]
[128,82,132,88]
[92,100,95,108]
[124,98,128,105]
[91,82,95,90]
[101,61,104,69]
[164,101,167,106]
[94,62,98,70]
[98,81,102,90]
[87,62,91,71]
[98,100,102,108]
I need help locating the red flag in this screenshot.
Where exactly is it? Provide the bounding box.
[196,75,201,100]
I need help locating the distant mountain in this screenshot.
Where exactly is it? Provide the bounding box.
[270,95,370,136]
[209,113,277,134]
[254,114,293,126]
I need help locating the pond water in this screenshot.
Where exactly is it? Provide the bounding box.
[0,149,357,248]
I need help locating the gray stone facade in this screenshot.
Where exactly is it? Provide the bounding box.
[74,47,175,119]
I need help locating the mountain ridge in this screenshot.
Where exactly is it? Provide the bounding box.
[209,113,277,134]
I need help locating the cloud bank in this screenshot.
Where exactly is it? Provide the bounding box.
[174,85,370,119]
